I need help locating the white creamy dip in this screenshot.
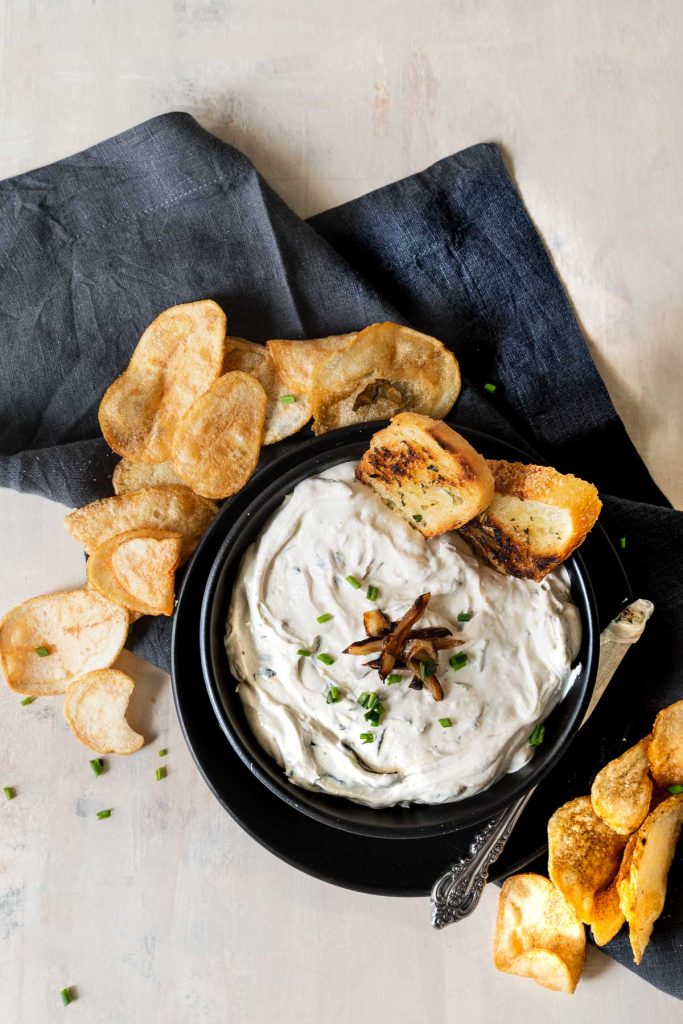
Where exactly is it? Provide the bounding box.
[226,462,581,808]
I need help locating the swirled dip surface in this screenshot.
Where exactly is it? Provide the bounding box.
[226,463,581,808]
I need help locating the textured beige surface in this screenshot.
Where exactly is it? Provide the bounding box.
[1,1,682,1021]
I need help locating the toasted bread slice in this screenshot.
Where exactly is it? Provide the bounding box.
[460,460,601,581]
[355,413,494,537]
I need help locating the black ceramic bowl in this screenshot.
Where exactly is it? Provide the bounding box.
[199,422,599,840]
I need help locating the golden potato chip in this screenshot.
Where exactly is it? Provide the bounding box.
[64,669,144,754]
[591,737,653,834]
[64,485,217,561]
[172,371,266,499]
[87,529,182,616]
[267,333,357,395]
[112,458,185,495]
[548,796,628,923]
[620,793,683,964]
[309,322,461,435]
[99,300,226,463]
[648,700,683,789]
[222,337,310,443]
[589,878,624,947]
[0,590,128,696]
[616,832,639,921]
[494,873,585,994]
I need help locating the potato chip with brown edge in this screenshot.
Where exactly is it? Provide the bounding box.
[616,832,639,921]
[99,300,226,463]
[64,669,144,754]
[112,458,186,495]
[309,322,461,435]
[222,337,310,444]
[494,873,585,994]
[87,529,182,616]
[648,700,683,789]
[64,485,217,562]
[172,371,266,499]
[589,877,624,947]
[0,590,128,696]
[591,737,653,835]
[267,333,357,395]
[548,796,628,923]
[621,793,683,964]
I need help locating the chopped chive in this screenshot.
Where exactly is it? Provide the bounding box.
[358,691,370,708]
[20,696,34,706]
[155,767,166,781]
[279,394,296,403]
[457,612,473,622]
[366,692,379,710]
[159,748,168,757]
[35,645,50,657]
[326,686,341,704]
[387,673,402,685]
[96,808,112,820]
[316,613,333,624]
[364,709,380,725]
[366,585,379,602]
[89,758,104,778]
[529,724,545,747]
[449,652,468,671]
[346,575,361,589]
[297,649,312,657]
[419,659,437,680]
[439,718,453,728]
[412,514,423,522]
[60,987,75,1007]
[4,786,15,801]
[668,784,683,795]
[316,652,335,665]
[619,536,627,550]
[484,382,497,394]
[359,732,374,744]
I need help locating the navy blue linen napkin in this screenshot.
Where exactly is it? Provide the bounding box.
[0,113,680,997]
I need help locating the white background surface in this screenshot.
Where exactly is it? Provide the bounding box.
[1,2,681,1022]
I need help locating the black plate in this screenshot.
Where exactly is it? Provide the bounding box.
[199,427,598,840]
[172,425,632,895]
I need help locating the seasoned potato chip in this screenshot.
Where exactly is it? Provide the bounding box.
[620,793,683,964]
[591,737,653,834]
[648,700,683,789]
[64,669,144,754]
[64,485,217,561]
[494,874,585,994]
[589,878,624,947]
[87,529,182,616]
[309,322,461,435]
[548,796,628,923]
[172,371,266,499]
[112,459,185,495]
[222,337,310,443]
[99,300,226,463]
[0,590,128,696]
[616,832,639,921]
[267,333,357,395]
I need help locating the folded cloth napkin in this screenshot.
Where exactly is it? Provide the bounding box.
[0,113,680,998]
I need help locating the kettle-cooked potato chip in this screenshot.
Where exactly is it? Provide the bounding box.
[309,322,461,435]
[588,877,624,947]
[172,371,266,499]
[112,458,185,495]
[222,337,310,443]
[99,300,226,463]
[87,529,182,616]
[591,737,653,835]
[548,796,628,923]
[0,590,128,696]
[494,873,585,994]
[267,333,357,395]
[64,669,144,754]
[648,700,683,789]
[616,832,639,921]
[64,485,217,561]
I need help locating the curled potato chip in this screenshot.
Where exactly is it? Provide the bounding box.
[494,873,585,994]
[87,529,182,616]
[309,322,461,435]
[591,737,653,835]
[648,700,683,789]
[64,669,144,754]
[0,590,128,696]
[64,485,217,561]
[620,794,683,964]
[172,371,266,499]
[267,333,357,395]
[222,337,310,443]
[589,877,624,947]
[548,796,627,923]
[112,458,185,495]
[99,300,226,463]
[616,832,639,922]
